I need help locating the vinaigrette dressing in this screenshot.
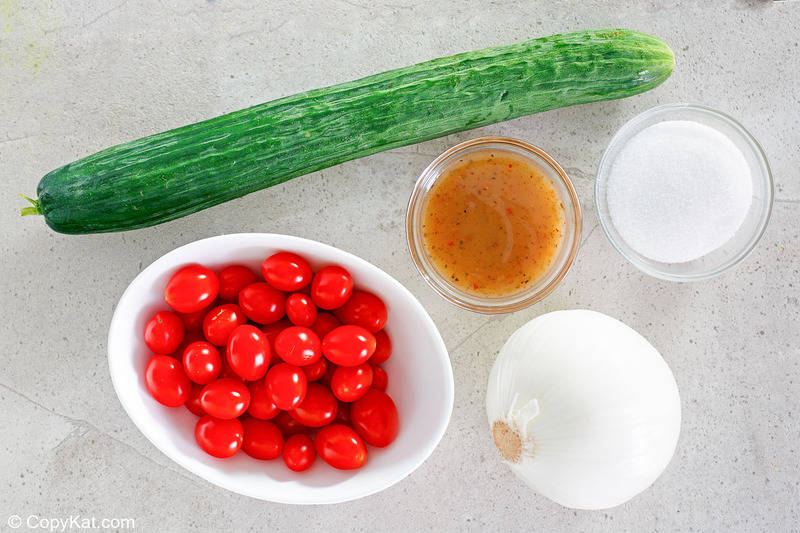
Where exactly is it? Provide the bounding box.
[421,150,564,296]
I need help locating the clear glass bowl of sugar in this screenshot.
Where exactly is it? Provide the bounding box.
[595,104,773,281]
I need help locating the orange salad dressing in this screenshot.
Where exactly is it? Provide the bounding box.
[421,150,564,296]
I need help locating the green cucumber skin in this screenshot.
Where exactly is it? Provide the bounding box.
[36,29,674,234]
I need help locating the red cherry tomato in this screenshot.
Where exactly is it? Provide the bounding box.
[195,415,243,458]
[370,330,392,365]
[144,311,185,355]
[218,357,239,379]
[371,365,388,391]
[274,326,321,366]
[350,389,399,447]
[218,265,258,301]
[289,383,338,427]
[333,290,387,333]
[202,304,247,346]
[310,266,353,310]
[241,417,284,460]
[145,355,191,407]
[182,341,222,384]
[185,383,205,416]
[322,325,376,367]
[179,308,207,332]
[273,411,313,437]
[302,357,328,382]
[330,363,373,402]
[165,265,220,313]
[310,312,341,339]
[262,252,313,292]
[199,378,250,419]
[285,293,318,327]
[226,325,270,381]
[247,380,280,420]
[238,283,286,324]
[320,362,337,387]
[170,329,203,358]
[283,434,315,472]
[314,424,367,470]
[261,319,291,365]
[334,402,351,425]
[265,363,307,410]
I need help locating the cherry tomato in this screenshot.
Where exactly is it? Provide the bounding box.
[285,293,318,327]
[247,380,280,420]
[182,341,222,384]
[218,265,258,301]
[238,282,286,324]
[185,383,205,416]
[171,330,204,358]
[241,417,284,460]
[226,325,270,381]
[320,362,337,387]
[314,424,367,470]
[310,266,353,309]
[195,415,244,458]
[371,365,388,391]
[370,330,392,365]
[265,363,307,410]
[310,312,341,339]
[350,389,399,447]
[261,319,291,365]
[322,325,376,367]
[333,290,387,333]
[202,304,247,346]
[283,434,315,472]
[144,311,185,355]
[289,383,338,427]
[262,252,312,292]
[334,402,351,425]
[165,265,220,313]
[273,411,313,437]
[179,308,208,332]
[330,363,373,402]
[274,326,321,366]
[302,357,328,382]
[199,378,250,419]
[218,357,239,379]
[145,355,191,407]
[294,283,312,296]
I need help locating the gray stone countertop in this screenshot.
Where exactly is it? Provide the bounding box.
[1,1,798,531]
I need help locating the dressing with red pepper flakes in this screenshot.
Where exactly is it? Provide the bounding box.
[421,150,564,297]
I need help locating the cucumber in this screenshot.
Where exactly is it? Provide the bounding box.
[22,29,674,234]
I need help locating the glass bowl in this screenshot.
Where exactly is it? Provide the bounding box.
[406,137,581,314]
[595,104,773,281]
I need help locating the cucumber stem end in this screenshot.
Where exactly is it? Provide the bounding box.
[19,194,42,216]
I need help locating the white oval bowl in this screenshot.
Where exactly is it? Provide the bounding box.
[108,233,454,504]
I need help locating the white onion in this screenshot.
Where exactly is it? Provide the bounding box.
[486,310,681,510]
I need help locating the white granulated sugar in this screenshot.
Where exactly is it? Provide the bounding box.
[606,120,753,264]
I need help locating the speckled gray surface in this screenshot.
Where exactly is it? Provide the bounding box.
[2,1,799,531]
